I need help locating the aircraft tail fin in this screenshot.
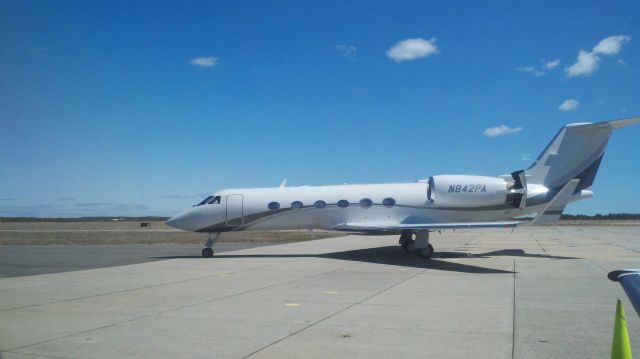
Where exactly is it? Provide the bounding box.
[525,117,640,190]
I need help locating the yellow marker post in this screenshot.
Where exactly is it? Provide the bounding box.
[612,299,633,359]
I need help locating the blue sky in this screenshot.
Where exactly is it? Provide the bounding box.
[1,1,639,217]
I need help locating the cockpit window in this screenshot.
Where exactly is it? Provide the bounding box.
[196,196,214,206]
[208,196,221,204]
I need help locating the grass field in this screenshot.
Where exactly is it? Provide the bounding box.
[0,221,343,245]
[551,220,640,226]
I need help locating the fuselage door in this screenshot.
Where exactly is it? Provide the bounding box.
[226,194,244,226]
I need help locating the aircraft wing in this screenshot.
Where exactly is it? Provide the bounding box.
[609,269,640,317]
[334,221,522,233]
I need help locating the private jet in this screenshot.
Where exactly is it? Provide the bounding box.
[166,116,640,258]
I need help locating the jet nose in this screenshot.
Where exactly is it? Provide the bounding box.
[166,212,192,231]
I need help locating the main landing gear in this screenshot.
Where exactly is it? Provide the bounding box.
[399,231,434,259]
[202,232,220,258]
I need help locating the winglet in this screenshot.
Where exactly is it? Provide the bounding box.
[608,269,640,318]
[279,179,287,188]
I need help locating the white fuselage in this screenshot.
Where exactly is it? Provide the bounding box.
[165,181,581,233]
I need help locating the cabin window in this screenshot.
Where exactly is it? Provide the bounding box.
[382,197,396,208]
[208,196,221,204]
[359,198,372,208]
[337,200,349,208]
[196,196,214,206]
[314,200,326,209]
[291,201,303,209]
[268,202,280,210]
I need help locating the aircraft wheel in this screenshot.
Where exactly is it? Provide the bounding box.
[202,248,214,258]
[401,240,415,254]
[416,244,434,259]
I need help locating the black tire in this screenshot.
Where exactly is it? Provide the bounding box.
[202,248,214,258]
[416,244,434,259]
[401,240,415,254]
[398,232,412,245]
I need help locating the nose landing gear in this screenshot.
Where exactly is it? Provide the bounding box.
[202,232,220,258]
[202,248,214,257]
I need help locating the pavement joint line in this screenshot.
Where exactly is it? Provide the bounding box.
[511,259,516,359]
[242,266,428,359]
[307,322,513,336]
[545,226,562,234]
[532,237,551,258]
[2,259,359,353]
[585,228,640,254]
[0,255,310,312]
[328,301,512,309]
[7,350,76,359]
[587,259,611,274]
[4,320,122,356]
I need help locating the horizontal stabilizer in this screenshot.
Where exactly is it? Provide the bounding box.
[335,221,522,233]
[570,116,640,130]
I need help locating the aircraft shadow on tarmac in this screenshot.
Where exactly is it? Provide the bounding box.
[152,246,580,274]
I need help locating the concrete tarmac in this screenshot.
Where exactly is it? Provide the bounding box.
[1,226,639,358]
[0,244,273,278]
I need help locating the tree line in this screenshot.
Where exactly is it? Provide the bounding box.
[560,213,640,220]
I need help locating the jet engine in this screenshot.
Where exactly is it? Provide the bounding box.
[427,175,509,208]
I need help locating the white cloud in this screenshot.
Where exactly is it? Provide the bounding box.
[543,59,560,69]
[592,35,630,55]
[516,66,545,76]
[558,99,580,111]
[386,38,438,62]
[565,35,631,77]
[483,125,523,138]
[189,56,218,68]
[336,44,357,60]
[516,58,560,76]
[566,50,598,77]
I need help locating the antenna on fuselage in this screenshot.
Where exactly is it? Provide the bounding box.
[279,179,287,188]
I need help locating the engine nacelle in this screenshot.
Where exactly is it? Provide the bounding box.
[427,175,508,208]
